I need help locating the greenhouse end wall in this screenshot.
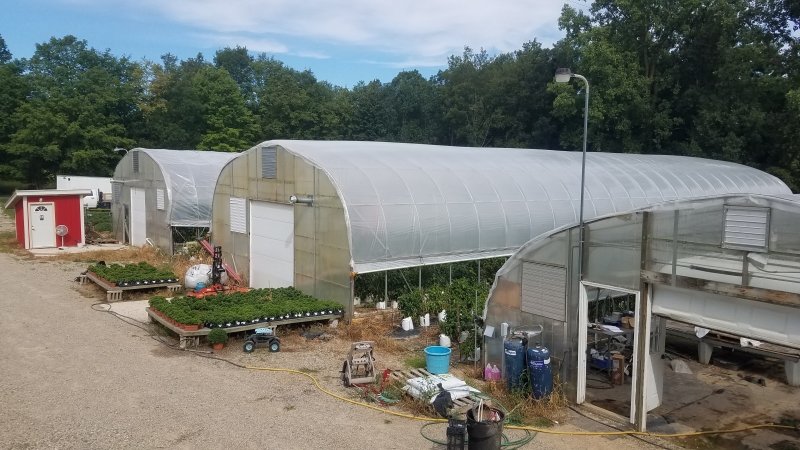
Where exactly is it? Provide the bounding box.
[212,145,353,315]
[484,228,581,400]
[112,152,172,252]
[485,194,800,403]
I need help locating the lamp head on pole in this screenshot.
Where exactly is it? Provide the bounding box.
[554,68,574,83]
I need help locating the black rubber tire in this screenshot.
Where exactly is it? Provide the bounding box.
[269,340,280,353]
[243,341,255,353]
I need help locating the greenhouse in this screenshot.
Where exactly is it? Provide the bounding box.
[112,148,238,253]
[210,140,789,317]
[483,194,800,431]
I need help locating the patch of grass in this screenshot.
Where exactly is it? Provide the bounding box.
[298,367,320,374]
[1,198,13,219]
[405,355,426,369]
[0,231,27,256]
[85,208,111,232]
[477,375,569,427]
[339,313,407,354]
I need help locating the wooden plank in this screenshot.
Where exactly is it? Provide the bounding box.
[641,270,800,308]
[146,307,342,338]
[85,271,181,293]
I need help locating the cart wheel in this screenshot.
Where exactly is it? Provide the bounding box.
[243,341,255,353]
[341,361,349,385]
[269,340,280,353]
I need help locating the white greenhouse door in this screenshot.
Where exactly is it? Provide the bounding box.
[29,203,56,248]
[130,188,147,246]
[644,316,666,412]
[249,201,294,288]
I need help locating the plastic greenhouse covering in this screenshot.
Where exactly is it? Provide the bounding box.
[136,149,238,227]
[269,141,791,273]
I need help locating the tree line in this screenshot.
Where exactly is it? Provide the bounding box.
[0,1,798,191]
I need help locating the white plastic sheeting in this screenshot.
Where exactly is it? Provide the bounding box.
[266,141,790,274]
[135,149,238,227]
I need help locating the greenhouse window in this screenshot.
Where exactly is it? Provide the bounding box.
[722,206,769,252]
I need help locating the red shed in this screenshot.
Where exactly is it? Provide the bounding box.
[3,189,92,249]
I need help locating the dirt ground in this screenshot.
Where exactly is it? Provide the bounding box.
[0,210,797,449]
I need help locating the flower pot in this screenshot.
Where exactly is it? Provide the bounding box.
[212,343,224,351]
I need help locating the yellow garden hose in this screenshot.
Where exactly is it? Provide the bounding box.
[244,365,796,438]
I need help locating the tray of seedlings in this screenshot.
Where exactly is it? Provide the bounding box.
[83,262,181,300]
[147,287,344,334]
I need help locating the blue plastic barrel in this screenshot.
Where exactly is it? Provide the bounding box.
[504,338,527,391]
[424,346,452,374]
[527,344,553,399]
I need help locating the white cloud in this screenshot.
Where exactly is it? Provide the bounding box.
[71,0,565,64]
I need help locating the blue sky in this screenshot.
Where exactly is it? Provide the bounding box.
[2,0,568,88]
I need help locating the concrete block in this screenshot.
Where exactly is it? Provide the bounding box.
[786,360,800,386]
[698,341,714,365]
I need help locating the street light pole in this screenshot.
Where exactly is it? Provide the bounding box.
[555,68,589,280]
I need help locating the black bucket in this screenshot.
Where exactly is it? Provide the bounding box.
[466,406,505,450]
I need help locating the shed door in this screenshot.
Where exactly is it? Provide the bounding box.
[130,188,147,246]
[249,201,294,288]
[29,203,56,248]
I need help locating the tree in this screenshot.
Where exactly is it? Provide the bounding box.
[550,0,800,193]
[214,46,255,103]
[0,34,11,64]
[193,66,258,151]
[6,36,142,186]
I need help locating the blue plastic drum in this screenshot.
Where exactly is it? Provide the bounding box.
[527,344,553,399]
[504,338,526,391]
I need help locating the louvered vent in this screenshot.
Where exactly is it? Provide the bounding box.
[521,262,567,321]
[261,146,277,179]
[132,151,140,173]
[723,206,769,251]
[156,189,165,210]
[111,182,121,204]
[230,197,246,234]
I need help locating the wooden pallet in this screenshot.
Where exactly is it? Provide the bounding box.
[81,271,182,301]
[388,368,480,411]
[146,307,343,349]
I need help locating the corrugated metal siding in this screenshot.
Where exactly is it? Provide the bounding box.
[723,206,769,251]
[230,197,246,234]
[261,146,277,179]
[156,189,165,210]
[521,262,566,321]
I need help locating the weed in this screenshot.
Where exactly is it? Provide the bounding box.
[405,355,426,369]
[283,405,295,411]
